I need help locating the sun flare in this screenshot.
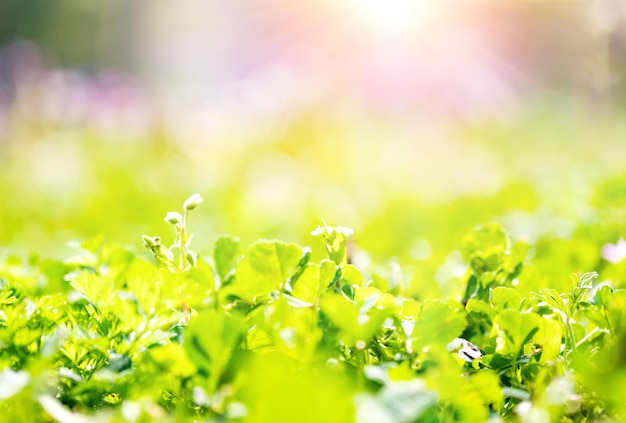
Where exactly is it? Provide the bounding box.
[352,0,426,34]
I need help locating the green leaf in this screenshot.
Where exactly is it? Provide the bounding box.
[214,236,240,282]
[411,301,467,352]
[576,271,598,290]
[400,299,421,320]
[232,241,303,303]
[185,255,216,291]
[319,291,393,347]
[184,309,245,381]
[283,293,314,308]
[471,371,504,410]
[319,293,358,344]
[340,265,364,287]
[593,284,613,308]
[148,343,196,378]
[68,271,116,307]
[501,386,530,401]
[534,316,562,363]
[466,299,494,324]
[490,287,522,310]
[0,284,20,306]
[291,261,337,303]
[605,289,626,335]
[490,310,541,356]
[241,354,355,423]
[532,288,567,314]
[461,223,509,273]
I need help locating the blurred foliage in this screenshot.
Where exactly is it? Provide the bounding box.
[2,68,626,298]
[0,0,125,67]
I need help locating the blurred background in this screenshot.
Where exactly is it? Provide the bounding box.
[2,0,626,298]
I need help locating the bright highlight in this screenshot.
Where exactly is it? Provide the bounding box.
[353,0,423,34]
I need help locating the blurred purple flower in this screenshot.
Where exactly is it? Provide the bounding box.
[601,238,626,264]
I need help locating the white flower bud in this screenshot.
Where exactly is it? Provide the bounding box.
[183,194,203,210]
[164,211,182,225]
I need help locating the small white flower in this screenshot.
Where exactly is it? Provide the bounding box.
[336,226,354,236]
[310,225,354,237]
[310,225,327,236]
[447,338,483,362]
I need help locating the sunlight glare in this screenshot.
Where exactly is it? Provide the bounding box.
[353,0,426,34]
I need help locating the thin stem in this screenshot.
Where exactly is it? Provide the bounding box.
[564,316,577,358]
[355,346,367,387]
[179,209,187,271]
[604,307,615,337]
[356,347,366,367]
